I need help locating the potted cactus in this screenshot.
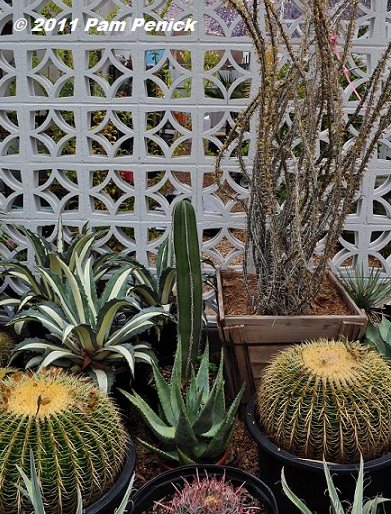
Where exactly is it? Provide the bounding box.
[129,464,278,514]
[0,367,134,514]
[214,0,391,403]
[246,339,391,513]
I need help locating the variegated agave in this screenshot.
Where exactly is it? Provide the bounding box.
[17,449,134,514]
[8,253,173,392]
[0,218,114,315]
[281,457,390,513]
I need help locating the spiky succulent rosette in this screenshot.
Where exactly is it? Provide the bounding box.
[257,339,391,464]
[0,368,128,514]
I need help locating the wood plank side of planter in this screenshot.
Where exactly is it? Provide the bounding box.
[216,268,368,404]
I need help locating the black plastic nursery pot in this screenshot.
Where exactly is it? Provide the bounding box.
[246,395,391,514]
[84,440,136,514]
[128,464,278,514]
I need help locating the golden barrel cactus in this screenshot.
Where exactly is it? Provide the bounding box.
[257,339,391,464]
[0,368,128,514]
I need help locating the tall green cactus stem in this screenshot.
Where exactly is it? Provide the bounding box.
[173,200,203,379]
[257,339,391,464]
[0,368,128,514]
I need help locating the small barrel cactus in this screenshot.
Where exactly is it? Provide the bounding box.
[0,368,128,514]
[154,471,261,513]
[257,339,391,464]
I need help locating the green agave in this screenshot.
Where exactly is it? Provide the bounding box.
[121,340,244,465]
[0,368,128,514]
[258,339,391,464]
[365,316,391,359]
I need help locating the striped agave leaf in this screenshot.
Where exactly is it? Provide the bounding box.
[16,448,134,514]
[8,258,174,392]
[281,456,390,513]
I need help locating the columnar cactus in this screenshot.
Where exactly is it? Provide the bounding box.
[172,199,203,379]
[257,339,391,464]
[0,368,128,514]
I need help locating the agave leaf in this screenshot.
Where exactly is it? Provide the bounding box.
[87,367,114,393]
[34,266,78,325]
[379,316,391,343]
[10,339,67,365]
[56,216,65,256]
[281,468,313,514]
[25,354,45,368]
[159,268,176,306]
[105,308,172,347]
[66,232,95,270]
[9,306,64,338]
[170,340,185,420]
[0,296,21,308]
[150,359,177,426]
[97,344,135,378]
[323,459,345,514]
[185,367,204,424]
[95,298,140,345]
[16,449,46,514]
[21,228,52,267]
[67,324,98,352]
[48,252,63,279]
[127,284,158,307]
[134,342,156,365]
[201,380,244,453]
[193,350,226,434]
[100,268,134,305]
[119,388,175,443]
[39,349,83,369]
[156,234,174,279]
[131,265,157,292]
[194,341,211,399]
[135,438,179,463]
[114,473,135,514]
[174,408,198,452]
[18,292,38,311]
[0,261,42,295]
[56,258,90,324]
[38,301,68,330]
[75,256,98,322]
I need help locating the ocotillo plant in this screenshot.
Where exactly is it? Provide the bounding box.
[172,200,203,379]
[216,0,391,315]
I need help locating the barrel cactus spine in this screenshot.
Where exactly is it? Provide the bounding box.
[0,368,128,514]
[257,339,391,464]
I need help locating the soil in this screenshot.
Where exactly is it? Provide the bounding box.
[220,270,353,316]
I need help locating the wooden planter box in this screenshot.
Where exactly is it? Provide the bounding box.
[216,269,368,403]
